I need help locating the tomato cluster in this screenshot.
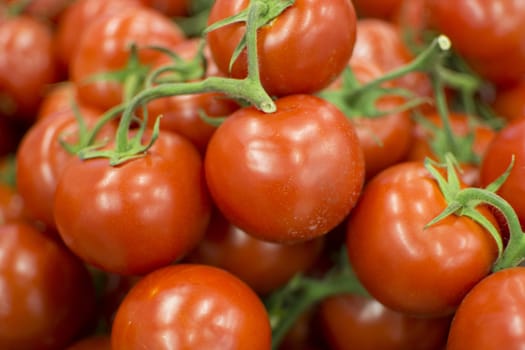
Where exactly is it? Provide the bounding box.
[3,0,525,349]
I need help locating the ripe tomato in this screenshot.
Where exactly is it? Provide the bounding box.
[324,58,414,180]
[5,0,71,22]
[53,130,211,275]
[479,118,525,228]
[66,335,111,350]
[0,183,26,224]
[139,0,190,17]
[185,209,324,295]
[407,112,496,186]
[0,15,58,123]
[206,0,357,97]
[205,94,365,244]
[53,0,143,69]
[446,267,525,349]
[70,6,186,111]
[425,0,525,86]
[351,0,401,19]
[16,108,115,229]
[111,264,272,350]
[0,221,96,349]
[492,80,525,123]
[351,18,432,100]
[319,294,451,350]
[146,38,240,154]
[346,161,499,317]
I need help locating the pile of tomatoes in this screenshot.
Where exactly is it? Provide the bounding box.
[2,0,525,349]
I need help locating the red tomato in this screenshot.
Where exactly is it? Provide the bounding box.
[351,18,433,100]
[0,221,96,349]
[319,294,451,350]
[492,80,525,123]
[53,0,143,69]
[185,209,324,295]
[111,264,272,350]
[346,161,499,317]
[205,94,365,244]
[407,112,496,186]
[66,335,111,350]
[446,267,525,349]
[36,81,103,121]
[139,0,190,17]
[146,38,240,154]
[0,184,26,224]
[479,118,525,228]
[70,6,186,111]
[206,0,357,97]
[325,58,414,180]
[16,108,115,229]
[0,15,58,123]
[53,130,211,275]
[6,0,72,22]
[351,0,401,19]
[425,0,525,86]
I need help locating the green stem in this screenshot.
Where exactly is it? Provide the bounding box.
[111,0,275,158]
[431,76,460,157]
[270,272,367,349]
[455,188,525,271]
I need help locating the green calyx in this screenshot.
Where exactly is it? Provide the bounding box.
[424,153,525,271]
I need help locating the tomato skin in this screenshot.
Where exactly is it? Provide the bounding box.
[0,221,97,349]
[185,210,324,295]
[319,294,451,350]
[139,0,190,17]
[111,264,272,350]
[446,267,525,349]
[346,161,498,317]
[206,0,357,97]
[66,335,111,350]
[205,94,365,244]
[146,38,240,154]
[492,81,525,123]
[54,0,143,68]
[0,15,58,123]
[16,109,114,229]
[425,0,525,86]
[407,112,496,186]
[70,6,185,111]
[53,131,211,275]
[351,0,401,19]
[479,118,525,228]
[0,184,26,224]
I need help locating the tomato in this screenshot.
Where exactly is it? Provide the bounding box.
[185,209,325,295]
[492,80,525,123]
[53,0,143,69]
[111,264,272,350]
[37,81,103,121]
[479,118,525,228]
[6,0,72,22]
[205,94,365,244]
[425,0,525,86]
[0,184,26,224]
[446,267,525,349]
[0,221,96,349]
[16,108,115,229]
[346,161,499,317]
[70,6,186,111]
[206,0,357,97]
[319,293,451,350]
[407,112,496,186]
[53,130,211,275]
[139,0,190,17]
[351,18,433,100]
[351,0,401,19]
[66,335,111,350]
[324,58,414,180]
[146,38,240,154]
[0,15,58,124]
